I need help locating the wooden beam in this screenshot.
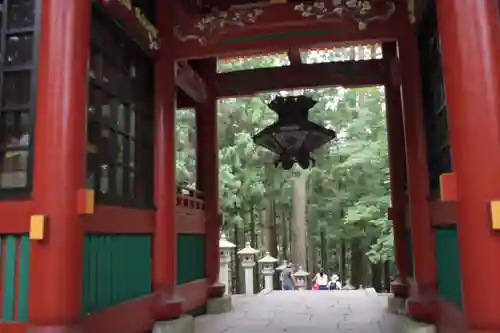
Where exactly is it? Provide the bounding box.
[174,61,207,102]
[215,59,389,97]
[287,48,302,66]
[172,1,406,59]
[176,87,197,109]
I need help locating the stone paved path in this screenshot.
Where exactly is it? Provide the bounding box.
[195,290,405,333]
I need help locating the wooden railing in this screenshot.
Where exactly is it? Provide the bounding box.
[175,186,204,210]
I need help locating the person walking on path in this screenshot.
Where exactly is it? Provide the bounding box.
[281,262,297,290]
[312,268,329,290]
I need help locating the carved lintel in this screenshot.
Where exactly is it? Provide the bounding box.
[293,0,396,31]
[173,7,264,44]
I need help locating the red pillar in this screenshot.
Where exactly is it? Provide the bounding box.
[436,1,500,330]
[398,27,438,321]
[196,59,224,298]
[152,0,183,319]
[29,0,90,330]
[383,42,410,299]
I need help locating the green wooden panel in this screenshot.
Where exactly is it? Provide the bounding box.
[16,236,30,321]
[82,234,152,314]
[0,234,30,322]
[435,226,462,308]
[177,234,205,284]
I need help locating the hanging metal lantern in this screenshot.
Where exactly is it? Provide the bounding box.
[252,95,336,170]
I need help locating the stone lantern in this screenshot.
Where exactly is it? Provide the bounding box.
[219,233,236,295]
[258,252,278,291]
[237,241,259,295]
[276,260,288,290]
[293,266,310,291]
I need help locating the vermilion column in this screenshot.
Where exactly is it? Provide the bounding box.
[437,1,500,330]
[398,27,438,321]
[152,0,183,319]
[382,42,409,299]
[29,0,90,330]
[196,59,225,298]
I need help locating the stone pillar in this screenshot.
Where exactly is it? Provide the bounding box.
[258,252,278,291]
[219,234,236,295]
[436,0,500,330]
[152,0,182,319]
[29,0,90,330]
[293,266,309,291]
[237,242,258,295]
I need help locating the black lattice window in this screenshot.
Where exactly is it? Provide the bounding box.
[0,0,39,195]
[86,6,154,208]
[418,0,452,198]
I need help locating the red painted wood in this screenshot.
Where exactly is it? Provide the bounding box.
[398,23,437,321]
[429,201,458,227]
[29,0,90,328]
[175,207,206,234]
[196,59,221,287]
[437,0,500,329]
[175,279,209,312]
[173,1,404,59]
[175,61,207,103]
[82,202,204,234]
[79,281,209,333]
[216,59,390,97]
[0,323,28,333]
[287,48,302,66]
[382,42,409,298]
[439,173,457,201]
[80,295,155,333]
[83,205,155,233]
[152,0,181,320]
[0,201,31,234]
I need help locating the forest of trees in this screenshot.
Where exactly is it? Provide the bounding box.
[175,45,395,292]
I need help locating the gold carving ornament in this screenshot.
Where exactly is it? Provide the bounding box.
[294,0,395,30]
[174,8,264,44]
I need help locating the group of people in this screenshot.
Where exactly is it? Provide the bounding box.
[280,262,342,291]
[312,268,342,291]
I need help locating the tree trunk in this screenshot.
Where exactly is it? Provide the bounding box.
[281,211,288,260]
[383,260,392,292]
[339,239,346,284]
[250,206,259,293]
[234,223,243,294]
[307,219,316,286]
[291,172,308,270]
[371,262,383,292]
[270,202,278,258]
[263,199,274,253]
[350,237,364,288]
[320,230,327,270]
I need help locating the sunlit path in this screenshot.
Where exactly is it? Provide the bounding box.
[195,290,404,333]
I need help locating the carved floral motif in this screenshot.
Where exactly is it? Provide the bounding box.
[174,8,264,44]
[294,0,395,30]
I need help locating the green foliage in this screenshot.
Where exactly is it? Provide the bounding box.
[175,46,393,264]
